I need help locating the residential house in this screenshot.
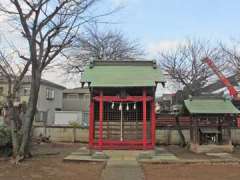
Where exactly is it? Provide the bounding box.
[54,87,90,126]
[0,76,66,125]
[63,88,90,112]
[156,93,175,113]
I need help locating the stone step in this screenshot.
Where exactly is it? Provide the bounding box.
[63,154,106,162]
[107,160,138,166]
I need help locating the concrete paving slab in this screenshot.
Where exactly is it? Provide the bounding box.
[63,148,108,162]
[101,165,144,180]
[63,155,107,162]
[107,159,138,166]
[206,152,239,160]
[71,151,90,156]
[139,158,240,164]
[92,151,109,159]
[101,150,145,180]
[151,155,179,161]
[138,146,179,162]
[206,153,232,157]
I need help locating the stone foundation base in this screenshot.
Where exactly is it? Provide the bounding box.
[190,143,234,153]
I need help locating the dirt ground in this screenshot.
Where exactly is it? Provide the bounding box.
[142,164,240,180]
[0,143,105,180]
[143,145,240,180]
[2,143,240,180]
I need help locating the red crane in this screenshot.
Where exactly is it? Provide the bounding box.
[202,57,239,99]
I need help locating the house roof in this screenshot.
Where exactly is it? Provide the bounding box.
[81,60,165,87]
[22,76,66,89]
[0,76,66,90]
[184,98,240,114]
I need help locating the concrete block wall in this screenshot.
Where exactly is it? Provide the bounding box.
[156,129,240,145]
[33,126,240,145]
[33,126,88,143]
[156,129,190,145]
[231,129,240,145]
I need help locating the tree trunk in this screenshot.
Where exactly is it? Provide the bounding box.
[176,115,186,147]
[73,127,76,143]
[17,69,41,160]
[7,98,19,157]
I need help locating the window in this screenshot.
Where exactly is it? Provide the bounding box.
[35,111,48,122]
[82,112,89,127]
[46,88,55,100]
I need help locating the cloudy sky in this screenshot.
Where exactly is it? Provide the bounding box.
[1,0,240,90]
[110,0,240,53]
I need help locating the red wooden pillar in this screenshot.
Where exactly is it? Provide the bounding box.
[89,100,94,147]
[151,100,156,147]
[143,89,147,148]
[98,91,103,148]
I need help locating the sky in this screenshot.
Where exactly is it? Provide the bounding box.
[108,0,240,56]
[1,0,240,91]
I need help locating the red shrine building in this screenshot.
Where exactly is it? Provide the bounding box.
[81,60,165,149]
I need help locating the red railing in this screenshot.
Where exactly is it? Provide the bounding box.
[156,114,236,129]
[156,115,190,128]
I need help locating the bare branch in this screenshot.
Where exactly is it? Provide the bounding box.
[0,0,118,159]
[65,25,144,73]
[158,39,225,97]
[220,42,240,81]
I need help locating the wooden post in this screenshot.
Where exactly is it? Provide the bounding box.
[89,100,94,147]
[143,89,147,148]
[151,100,156,147]
[190,116,193,143]
[99,91,103,148]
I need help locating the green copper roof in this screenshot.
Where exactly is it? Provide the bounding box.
[184,98,240,114]
[81,61,165,87]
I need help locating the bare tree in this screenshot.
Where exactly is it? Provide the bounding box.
[158,39,225,146]
[65,25,144,73]
[0,0,111,162]
[220,42,240,81]
[0,49,30,158]
[159,39,224,98]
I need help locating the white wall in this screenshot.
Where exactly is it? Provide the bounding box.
[54,111,82,125]
[33,126,89,142]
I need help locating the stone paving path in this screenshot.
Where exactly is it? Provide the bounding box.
[101,150,145,180]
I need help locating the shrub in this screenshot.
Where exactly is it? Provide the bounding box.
[0,126,12,156]
[68,121,81,128]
